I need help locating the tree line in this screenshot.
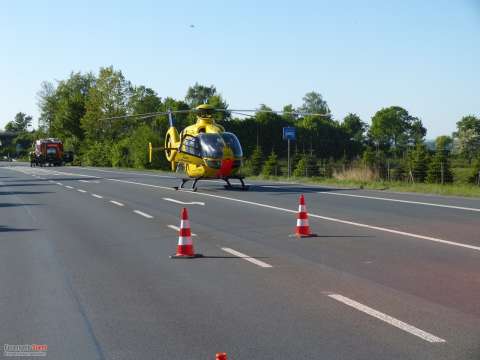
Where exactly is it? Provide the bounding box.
[2,66,480,185]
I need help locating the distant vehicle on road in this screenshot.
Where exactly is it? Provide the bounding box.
[32,138,66,167]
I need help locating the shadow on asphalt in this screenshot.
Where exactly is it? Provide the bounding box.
[205,184,358,194]
[0,191,53,196]
[0,183,52,187]
[200,255,270,259]
[0,203,41,208]
[0,225,37,232]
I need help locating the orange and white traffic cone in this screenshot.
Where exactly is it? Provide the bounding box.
[215,353,228,360]
[170,208,202,258]
[294,194,316,237]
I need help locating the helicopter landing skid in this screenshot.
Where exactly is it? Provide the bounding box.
[173,176,249,191]
[223,176,249,191]
[174,178,199,192]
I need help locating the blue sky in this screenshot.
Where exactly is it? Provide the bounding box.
[1,0,478,138]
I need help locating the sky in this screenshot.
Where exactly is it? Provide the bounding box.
[0,0,479,138]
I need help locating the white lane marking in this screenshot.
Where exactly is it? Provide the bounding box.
[327,294,446,343]
[162,198,205,206]
[167,224,197,236]
[77,189,87,193]
[78,179,101,183]
[261,185,284,189]
[65,185,74,189]
[133,210,153,219]
[56,182,63,186]
[91,193,103,199]
[221,247,273,268]
[103,178,480,252]
[110,200,124,207]
[48,180,55,183]
[83,167,176,178]
[320,192,480,212]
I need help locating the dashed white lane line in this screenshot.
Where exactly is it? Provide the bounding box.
[77,189,87,193]
[56,182,63,186]
[162,198,205,206]
[221,247,273,268]
[109,200,124,207]
[104,177,480,253]
[319,192,480,212]
[65,185,74,189]
[91,194,103,199]
[327,294,446,343]
[133,210,153,219]
[167,224,197,236]
[79,180,90,183]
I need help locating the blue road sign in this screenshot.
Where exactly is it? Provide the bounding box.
[283,127,296,141]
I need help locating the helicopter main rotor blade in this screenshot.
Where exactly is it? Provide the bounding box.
[99,108,331,122]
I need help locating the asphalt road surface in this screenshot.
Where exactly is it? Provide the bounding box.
[1,162,479,359]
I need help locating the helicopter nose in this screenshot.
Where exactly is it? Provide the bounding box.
[217,159,234,177]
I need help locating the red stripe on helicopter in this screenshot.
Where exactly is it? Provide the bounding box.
[217,159,234,177]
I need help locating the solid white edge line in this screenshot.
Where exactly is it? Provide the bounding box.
[221,247,273,268]
[104,177,480,253]
[162,197,205,206]
[77,189,87,193]
[327,294,446,343]
[133,210,153,219]
[167,224,197,236]
[320,192,480,212]
[91,194,103,199]
[110,200,124,207]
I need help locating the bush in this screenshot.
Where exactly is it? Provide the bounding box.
[262,150,279,176]
[81,141,113,166]
[426,151,453,184]
[468,158,480,185]
[249,146,264,175]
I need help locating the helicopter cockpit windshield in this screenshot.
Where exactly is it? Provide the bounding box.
[198,133,225,159]
[221,132,243,158]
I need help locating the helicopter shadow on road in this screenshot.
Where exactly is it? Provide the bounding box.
[220,184,358,194]
[0,225,37,232]
[0,203,41,208]
[0,191,54,196]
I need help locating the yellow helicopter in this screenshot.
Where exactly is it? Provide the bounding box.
[104,104,330,191]
[162,104,247,191]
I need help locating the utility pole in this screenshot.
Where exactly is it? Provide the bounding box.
[287,138,291,178]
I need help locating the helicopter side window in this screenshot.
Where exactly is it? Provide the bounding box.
[181,135,202,157]
[198,133,225,159]
[220,132,243,158]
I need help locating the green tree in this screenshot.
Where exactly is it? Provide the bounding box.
[5,112,33,132]
[369,106,425,156]
[185,83,217,107]
[293,154,308,177]
[342,113,367,158]
[410,143,429,183]
[468,157,480,185]
[249,145,264,175]
[426,136,453,183]
[81,66,132,142]
[453,115,480,164]
[298,91,330,116]
[262,150,279,176]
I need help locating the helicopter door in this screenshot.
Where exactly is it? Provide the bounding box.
[176,134,204,165]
